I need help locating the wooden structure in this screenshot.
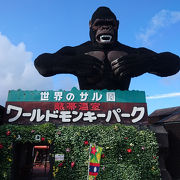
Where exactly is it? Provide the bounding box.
[149,106,180,179]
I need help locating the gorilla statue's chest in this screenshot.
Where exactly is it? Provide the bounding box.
[107,51,128,62]
[85,50,128,63]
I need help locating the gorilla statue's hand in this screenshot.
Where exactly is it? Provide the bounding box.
[111,54,150,79]
[76,51,104,84]
[75,54,104,78]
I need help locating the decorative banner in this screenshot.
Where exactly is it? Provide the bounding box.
[4,88,148,125]
[88,143,103,180]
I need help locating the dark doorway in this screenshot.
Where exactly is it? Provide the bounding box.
[12,142,33,180]
[32,145,50,180]
[12,143,51,180]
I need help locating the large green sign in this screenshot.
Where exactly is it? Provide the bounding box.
[7,88,146,103]
[5,88,148,125]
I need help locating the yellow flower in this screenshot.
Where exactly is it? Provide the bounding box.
[3,172,7,178]
[77,132,80,136]
[48,140,52,144]
[84,160,89,165]
[53,172,56,177]
[8,145,12,149]
[55,167,59,172]
[8,158,12,162]
[114,125,118,131]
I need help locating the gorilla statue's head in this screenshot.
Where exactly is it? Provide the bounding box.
[89,7,119,47]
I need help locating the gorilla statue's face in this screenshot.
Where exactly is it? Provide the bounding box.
[89,7,119,46]
[90,18,119,44]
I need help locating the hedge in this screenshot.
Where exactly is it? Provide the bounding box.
[0,123,161,180]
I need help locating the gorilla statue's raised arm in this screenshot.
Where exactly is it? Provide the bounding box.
[34,7,180,90]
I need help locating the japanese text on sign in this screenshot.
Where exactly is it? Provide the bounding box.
[6,104,145,124]
[5,89,147,125]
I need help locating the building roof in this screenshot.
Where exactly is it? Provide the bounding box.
[149,106,180,124]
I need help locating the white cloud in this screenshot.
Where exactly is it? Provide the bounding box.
[137,9,180,44]
[146,92,180,99]
[0,33,53,106]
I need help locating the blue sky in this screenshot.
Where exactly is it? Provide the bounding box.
[0,0,180,114]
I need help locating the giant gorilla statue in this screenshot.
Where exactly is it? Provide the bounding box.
[34,7,180,90]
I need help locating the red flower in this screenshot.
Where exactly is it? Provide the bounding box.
[6,130,11,136]
[41,137,45,141]
[71,161,75,168]
[66,148,71,152]
[141,146,145,150]
[58,162,63,167]
[56,131,61,135]
[101,154,105,158]
[0,144,3,149]
[124,137,128,140]
[127,148,132,153]
[31,130,35,133]
[84,141,89,145]
[153,156,156,159]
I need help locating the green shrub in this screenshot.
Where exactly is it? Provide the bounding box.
[0,123,161,180]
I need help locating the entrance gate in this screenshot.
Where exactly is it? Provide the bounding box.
[12,143,51,180]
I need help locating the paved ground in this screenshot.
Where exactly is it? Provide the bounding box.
[32,164,49,180]
[32,178,48,180]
